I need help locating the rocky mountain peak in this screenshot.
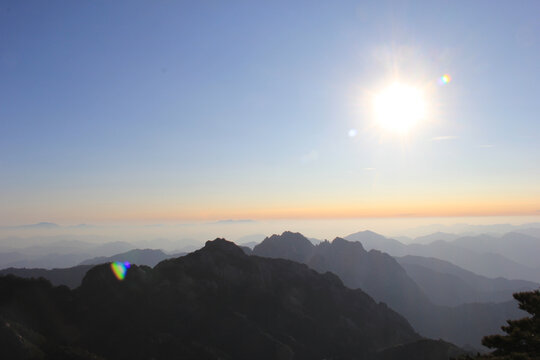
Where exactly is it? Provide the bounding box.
[201,238,246,257]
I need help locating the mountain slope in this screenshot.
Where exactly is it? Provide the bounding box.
[0,265,93,288]
[0,238,465,360]
[413,232,460,244]
[397,255,538,306]
[0,249,187,289]
[405,240,539,282]
[254,233,525,348]
[346,230,407,256]
[450,232,540,268]
[252,231,314,263]
[79,248,179,267]
[345,231,540,282]
[376,339,465,360]
[0,240,137,270]
[307,238,431,321]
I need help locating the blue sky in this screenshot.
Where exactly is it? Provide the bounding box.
[1,0,539,225]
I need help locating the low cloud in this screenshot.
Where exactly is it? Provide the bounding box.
[1,222,60,230]
[208,219,256,225]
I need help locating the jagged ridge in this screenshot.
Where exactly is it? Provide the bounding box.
[1,238,427,360]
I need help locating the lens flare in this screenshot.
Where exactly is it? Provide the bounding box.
[110,261,131,280]
[439,74,451,85]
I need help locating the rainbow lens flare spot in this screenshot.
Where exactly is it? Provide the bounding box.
[439,74,452,85]
[110,261,131,280]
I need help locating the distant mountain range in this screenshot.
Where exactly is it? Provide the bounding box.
[235,233,267,246]
[0,249,185,289]
[396,255,538,306]
[79,248,184,267]
[402,222,540,238]
[345,230,540,282]
[1,230,531,349]
[0,239,465,360]
[0,265,93,288]
[253,232,525,348]
[0,240,137,269]
[1,227,537,353]
[450,232,540,268]
[0,222,61,230]
[412,232,461,244]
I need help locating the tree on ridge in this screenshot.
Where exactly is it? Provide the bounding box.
[460,290,540,360]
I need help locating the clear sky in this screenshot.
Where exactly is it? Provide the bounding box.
[1,0,539,226]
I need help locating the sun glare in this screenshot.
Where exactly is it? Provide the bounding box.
[372,83,426,134]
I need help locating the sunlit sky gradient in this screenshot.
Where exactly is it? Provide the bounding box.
[1,1,539,227]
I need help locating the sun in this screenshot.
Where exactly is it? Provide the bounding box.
[372,83,426,134]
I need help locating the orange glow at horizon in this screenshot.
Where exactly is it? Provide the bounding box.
[71,198,540,223]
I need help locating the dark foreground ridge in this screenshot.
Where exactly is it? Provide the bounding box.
[0,238,464,360]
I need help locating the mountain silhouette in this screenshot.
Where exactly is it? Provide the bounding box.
[0,265,93,288]
[79,248,180,267]
[397,255,538,306]
[0,240,137,270]
[413,232,460,244]
[252,231,314,262]
[253,232,525,348]
[345,230,407,255]
[0,238,466,360]
[345,231,540,282]
[0,249,185,289]
[449,232,540,269]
